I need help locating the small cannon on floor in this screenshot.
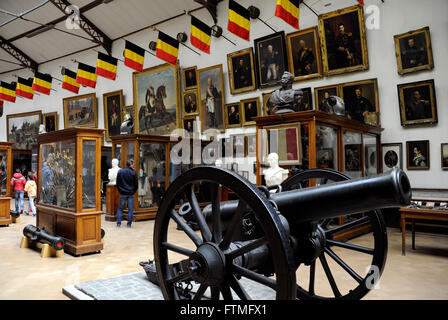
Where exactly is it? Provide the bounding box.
[152,167,411,300]
[23,225,65,251]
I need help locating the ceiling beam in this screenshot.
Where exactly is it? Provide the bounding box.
[0,36,38,71]
[49,0,113,55]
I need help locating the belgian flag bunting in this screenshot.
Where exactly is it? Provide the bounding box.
[16,77,34,100]
[32,72,52,95]
[62,68,80,94]
[0,81,17,102]
[228,0,250,41]
[156,31,179,66]
[191,16,212,54]
[76,62,97,88]
[96,52,118,80]
[124,40,145,72]
[275,0,300,29]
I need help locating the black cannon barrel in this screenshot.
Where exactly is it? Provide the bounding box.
[23,225,65,251]
[203,168,411,224]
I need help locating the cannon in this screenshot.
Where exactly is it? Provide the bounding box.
[153,167,411,300]
[23,225,65,251]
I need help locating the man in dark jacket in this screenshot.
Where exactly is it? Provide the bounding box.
[116,159,138,227]
[11,168,26,214]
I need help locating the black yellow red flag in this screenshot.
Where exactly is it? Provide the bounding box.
[156,31,179,66]
[0,81,17,102]
[76,62,97,88]
[275,0,300,29]
[32,72,52,95]
[191,16,212,54]
[96,52,118,80]
[124,40,145,72]
[62,68,80,94]
[16,77,34,100]
[228,0,250,41]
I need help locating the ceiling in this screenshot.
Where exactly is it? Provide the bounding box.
[0,0,206,74]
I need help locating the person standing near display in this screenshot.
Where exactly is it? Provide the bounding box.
[116,159,138,228]
[10,168,26,214]
[24,174,37,217]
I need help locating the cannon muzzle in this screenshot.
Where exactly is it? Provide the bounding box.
[23,225,65,251]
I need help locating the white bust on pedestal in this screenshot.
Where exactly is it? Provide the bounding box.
[108,158,120,186]
[264,153,289,187]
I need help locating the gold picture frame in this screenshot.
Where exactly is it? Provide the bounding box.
[286,26,323,82]
[183,66,198,91]
[103,90,124,142]
[262,91,275,116]
[227,47,257,94]
[406,140,430,170]
[394,26,434,75]
[182,90,199,116]
[43,112,58,133]
[441,143,448,170]
[224,103,242,129]
[7,111,42,150]
[63,93,98,129]
[240,97,261,126]
[318,5,369,76]
[314,84,341,113]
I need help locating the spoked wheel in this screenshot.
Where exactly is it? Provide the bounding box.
[282,168,388,300]
[154,166,297,300]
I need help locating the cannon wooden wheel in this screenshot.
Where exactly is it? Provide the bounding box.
[154,166,297,300]
[282,168,388,300]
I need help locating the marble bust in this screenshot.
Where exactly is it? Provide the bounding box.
[263,153,289,187]
[268,71,303,114]
[108,158,120,186]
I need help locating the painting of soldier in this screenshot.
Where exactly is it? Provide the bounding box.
[227,48,256,94]
[182,91,199,116]
[406,140,430,170]
[341,79,379,125]
[43,112,58,133]
[224,103,241,128]
[183,66,197,90]
[103,90,123,141]
[241,98,260,126]
[315,85,340,114]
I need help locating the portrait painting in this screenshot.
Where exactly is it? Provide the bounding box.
[318,5,369,76]
[398,79,437,127]
[182,117,197,134]
[262,91,276,116]
[241,97,261,126]
[382,143,403,173]
[394,26,434,75]
[43,112,58,133]
[134,63,180,135]
[254,31,288,89]
[286,26,323,82]
[406,140,430,170]
[341,78,379,126]
[314,85,340,113]
[230,134,246,158]
[182,90,199,116]
[317,148,335,169]
[441,144,448,170]
[344,144,362,172]
[227,47,257,94]
[296,87,313,111]
[183,66,198,91]
[103,90,123,142]
[197,64,225,132]
[7,111,42,150]
[224,103,241,128]
[246,134,257,157]
[63,93,97,129]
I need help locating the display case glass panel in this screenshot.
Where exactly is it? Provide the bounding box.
[169,144,193,183]
[82,140,97,210]
[138,143,166,209]
[343,131,363,179]
[363,134,378,176]
[114,144,122,163]
[127,142,135,164]
[264,124,302,166]
[0,150,7,195]
[316,125,338,170]
[40,140,76,209]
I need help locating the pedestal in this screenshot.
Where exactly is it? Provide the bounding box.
[0,197,12,226]
[105,185,119,221]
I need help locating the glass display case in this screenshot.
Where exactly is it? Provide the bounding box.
[37,128,104,256]
[0,142,13,226]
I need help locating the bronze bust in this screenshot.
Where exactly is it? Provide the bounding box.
[268,71,303,114]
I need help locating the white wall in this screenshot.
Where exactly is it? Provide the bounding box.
[0,0,447,188]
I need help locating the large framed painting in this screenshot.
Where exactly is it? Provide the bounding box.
[398,79,437,127]
[7,111,42,150]
[134,63,180,135]
[254,31,288,89]
[341,78,379,126]
[63,93,98,129]
[382,143,403,173]
[406,140,430,170]
[286,26,323,82]
[318,5,369,76]
[394,26,434,75]
[103,90,123,142]
[197,64,225,132]
[314,84,340,113]
[43,112,58,133]
[227,47,257,94]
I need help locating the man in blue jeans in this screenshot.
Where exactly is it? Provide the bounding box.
[116,159,138,228]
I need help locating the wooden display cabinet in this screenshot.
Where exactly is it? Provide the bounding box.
[0,142,13,226]
[36,128,104,256]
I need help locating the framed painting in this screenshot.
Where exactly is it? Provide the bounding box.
[317,148,335,169]
[182,116,198,135]
[133,63,180,135]
[224,103,242,129]
[254,31,288,89]
[183,66,198,91]
[182,90,199,116]
[230,134,246,158]
[341,78,379,126]
[382,143,403,173]
[246,134,256,157]
[262,91,275,116]
[43,112,58,133]
[344,144,362,172]
[406,140,430,170]
[441,143,448,170]
[314,84,340,113]
[286,26,323,82]
[103,90,124,142]
[394,26,434,75]
[318,5,369,76]
[227,47,257,94]
[197,64,225,132]
[398,79,437,127]
[297,87,313,111]
[63,93,98,129]
[7,111,42,150]
[241,97,261,126]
